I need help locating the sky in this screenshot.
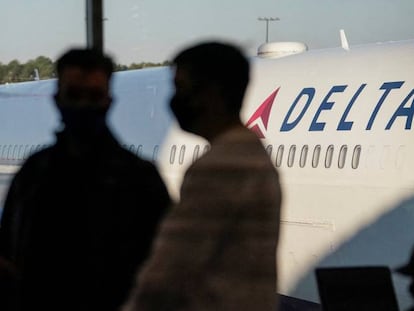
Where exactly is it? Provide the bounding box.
[0,0,413,65]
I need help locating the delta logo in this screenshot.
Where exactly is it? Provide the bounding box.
[246,87,279,138]
[246,81,414,138]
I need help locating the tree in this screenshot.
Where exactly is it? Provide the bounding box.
[34,56,54,79]
[20,60,37,81]
[6,60,22,82]
[0,62,6,83]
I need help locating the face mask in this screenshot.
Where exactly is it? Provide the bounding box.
[169,93,201,133]
[58,101,108,136]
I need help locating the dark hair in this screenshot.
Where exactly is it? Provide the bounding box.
[56,48,114,79]
[172,41,249,113]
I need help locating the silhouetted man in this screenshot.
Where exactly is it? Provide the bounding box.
[0,48,170,311]
[122,41,282,311]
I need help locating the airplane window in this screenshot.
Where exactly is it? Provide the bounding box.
[3,145,8,160]
[380,145,391,169]
[129,144,136,154]
[299,145,308,168]
[287,145,296,167]
[203,145,210,155]
[179,145,186,165]
[9,145,14,160]
[5,145,11,160]
[352,145,362,169]
[23,145,31,159]
[325,145,334,168]
[12,145,18,160]
[4,145,9,160]
[170,145,177,164]
[7,145,12,160]
[338,145,348,169]
[193,145,200,163]
[266,145,273,158]
[29,145,37,157]
[312,145,321,168]
[137,145,143,157]
[152,145,159,162]
[17,145,24,160]
[276,145,284,167]
[396,145,406,170]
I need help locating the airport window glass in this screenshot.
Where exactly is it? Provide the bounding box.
[312,145,321,168]
[170,145,177,164]
[179,145,186,165]
[299,145,308,168]
[3,4,414,310]
[287,145,296,167]
[276,145,284,168]
[352,145,362,169]
[325,145,334,168]
[338,145,348,169]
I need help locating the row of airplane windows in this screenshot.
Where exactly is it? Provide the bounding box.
[0,143,362,170]
[166,144,362,170]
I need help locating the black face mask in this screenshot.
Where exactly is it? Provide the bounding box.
[58,101,108,137]
[169,93,200,133]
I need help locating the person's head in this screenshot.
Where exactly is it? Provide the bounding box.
[170,41,250,139]
[54,48,114,135]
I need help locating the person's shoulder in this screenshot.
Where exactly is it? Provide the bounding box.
[10,145,55,186]
[115,145,159,171]
[18,146,54,171]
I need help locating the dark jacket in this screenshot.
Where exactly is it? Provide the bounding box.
[0,128,170,311]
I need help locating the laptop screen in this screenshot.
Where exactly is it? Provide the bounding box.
[315,266,399,311]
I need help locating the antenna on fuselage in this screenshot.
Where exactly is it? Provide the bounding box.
[340,29,350,51]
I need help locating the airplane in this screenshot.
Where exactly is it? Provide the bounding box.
[1,34,414,310]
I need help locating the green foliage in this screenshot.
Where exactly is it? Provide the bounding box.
[0,56,169,84]
[0,57,55,84]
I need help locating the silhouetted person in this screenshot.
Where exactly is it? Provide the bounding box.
[0,256,18,311]
[121,41,282,311]
[0,48,170,311]
[397,247,414,311]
